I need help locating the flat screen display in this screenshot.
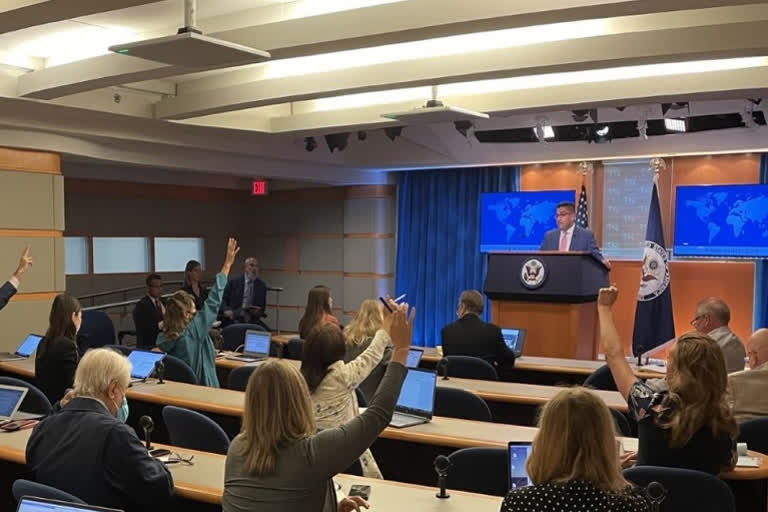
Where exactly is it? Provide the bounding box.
[480,191,576,252]
[508,442,533,489]
[674,184,768,258]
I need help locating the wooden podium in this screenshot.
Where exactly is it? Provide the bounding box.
[484,252,609,360]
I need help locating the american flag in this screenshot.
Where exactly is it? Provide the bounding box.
[576,184,589,228]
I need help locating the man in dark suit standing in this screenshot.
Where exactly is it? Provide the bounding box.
[221,256,268,329]
[539,201,610,268]
[441,290,516,380]
[0,246,33,312]
[133,273,165,349]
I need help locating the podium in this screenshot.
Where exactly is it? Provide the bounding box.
[483,252,609,360]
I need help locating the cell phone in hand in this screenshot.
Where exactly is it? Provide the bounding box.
[378,297,393,313]
[348,484,371,500]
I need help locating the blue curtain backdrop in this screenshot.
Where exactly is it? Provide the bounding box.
[753,154,768,330]
[394,166,520,347]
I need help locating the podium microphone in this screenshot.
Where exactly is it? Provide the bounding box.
[437,358,449,380]
[140,415,155,450]
[434,455,451,499]
[646,481,666,512]
[154,360,165,384]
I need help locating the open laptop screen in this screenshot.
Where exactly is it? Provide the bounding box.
[127,350,165,379]
[16,334,43,357]
[501,328,527,357]
[0,385,27,420]
[508,442,533,489]
[406,348,423,368]
[244,330,270,356]
[18,497,123,512]
[394,368,436,417]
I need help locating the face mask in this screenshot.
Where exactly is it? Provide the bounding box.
[113,395,129,423]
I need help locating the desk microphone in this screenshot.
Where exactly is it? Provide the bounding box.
[437,358,449,380]
[139,415,155,450]
[154,360,165,384]
[646,481,666,512]
[434,455,451,499]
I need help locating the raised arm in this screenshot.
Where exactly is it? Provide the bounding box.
[597,286,637,400]
[190,238,239,335]
[0,247,32,311]
[339,329,391,389]
[307,302,415,478]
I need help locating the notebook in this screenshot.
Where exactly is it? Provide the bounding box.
[406,348,424,368]
[17,496,123,512]
[227,330,270,363]
[127,350,165,381]
[501,328,527,357]
[507,442,533,489]
[0,384,28,421]
[0,334,43,362]
[389,368,437,428]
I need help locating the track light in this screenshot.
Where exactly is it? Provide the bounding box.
[304,136,317,152]
[454,120,473,138]
[664,118,687,132]
[661,102,689,116]
[595,125,609,137]
[533,117,555,142]
[384,126,403,141]
[324,132,350,153]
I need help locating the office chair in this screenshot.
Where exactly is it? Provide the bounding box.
[228,365,258,392]
[624,466,735,512]
[221,323,266,352]
[103,344,132,356]
[434,387,492,422]
[0,377,52,416]
[445,447,508,496]
[610,409,632,437]
[163,405,231,455]
[738,417,768,455]
[284,338,305,360]
[355,388,368,408]
[161,354,198,384]
[584,364,618,391]
[77,311,116,352]
[445,356,498,380]
[12,479,85,504]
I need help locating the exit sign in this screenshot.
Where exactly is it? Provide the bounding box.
[251,180,268,196]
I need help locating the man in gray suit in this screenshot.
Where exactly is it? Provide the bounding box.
[539,201,609,268]
[729,328,768,422]
[0,246,33,312]
[691,297,746,374]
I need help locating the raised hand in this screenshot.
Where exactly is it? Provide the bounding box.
[14,246,32,279]
[389,302,416,352]
[598,285,619,308]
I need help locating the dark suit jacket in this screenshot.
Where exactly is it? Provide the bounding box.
[26,397,173,512]
[441,314,516,376]
[540,225,604,261]
[221,275,267,322]
[134,295,165,349]
[35,336,79,405]
[0,280,17,312]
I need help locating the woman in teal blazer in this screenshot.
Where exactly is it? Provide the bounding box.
[157,238,240,387]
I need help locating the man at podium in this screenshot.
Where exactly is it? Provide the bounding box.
[539,201,609,268]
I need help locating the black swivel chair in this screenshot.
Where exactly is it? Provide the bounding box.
[103,344,133,356]
[77,310,116,353]
[584,364,618,391]
[284,338,305,360]
[355,388,368,408]
[624,466,735,512]
[434,387,492,422]
[445,355,498,380]
[610,409,633,437]
[221,323,266,352]
[161,354,198,384]
[0,377,52,416]
[445,447,508,497]
[738,417,768,454]
[228,365,258,392]
[162,406,231,454]
[12,480,85,504]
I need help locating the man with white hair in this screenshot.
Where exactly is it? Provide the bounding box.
[26,348,173,512]
[691,297,746,373]
[729,328,768,422]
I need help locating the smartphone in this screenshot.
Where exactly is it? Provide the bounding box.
[0,419,38,432]
[378,297,393,313]
[348,484,371,500]
[150,448,171,458]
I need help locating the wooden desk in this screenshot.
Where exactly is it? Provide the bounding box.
[0,428,502,511]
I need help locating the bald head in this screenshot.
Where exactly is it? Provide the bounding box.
[748,328,768,369]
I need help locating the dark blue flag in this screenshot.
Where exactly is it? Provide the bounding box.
[632,182,675,356]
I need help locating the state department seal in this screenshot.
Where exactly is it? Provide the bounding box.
[638,241,670,301]
[520,258,546,289]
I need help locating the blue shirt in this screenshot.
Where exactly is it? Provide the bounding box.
[157,272,226,387]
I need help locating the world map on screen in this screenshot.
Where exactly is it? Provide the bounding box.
[480,191,574,252]
[674,184,768,257]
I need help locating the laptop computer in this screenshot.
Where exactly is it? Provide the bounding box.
[226,329,270,363]
[17,496,123,512]
[0,384,29,422]
[501,327,527,357]
[406,348,424,368]
[389,368,437,428]
[507,441,533,489]
[0,334,43,362]
[127,350,165,382]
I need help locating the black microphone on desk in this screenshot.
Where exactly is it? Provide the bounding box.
[437,358,449,380]
[434,455,451,499]
[154,360,165,384]
[646,481,666,512]
[267,286,284,292]
[140,415,154,450]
